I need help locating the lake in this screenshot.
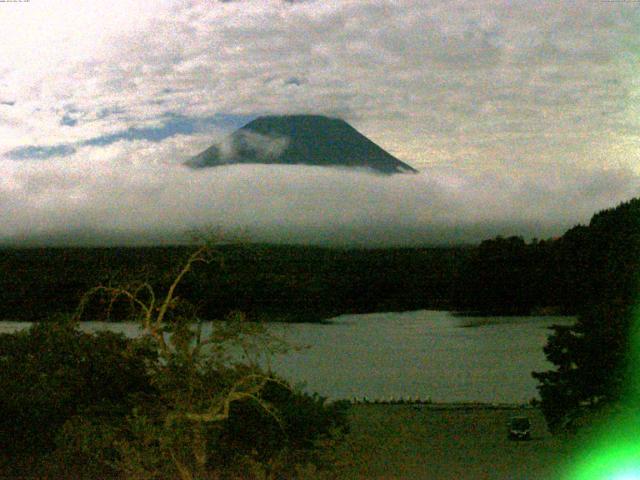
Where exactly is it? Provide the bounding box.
[0,310,574,404]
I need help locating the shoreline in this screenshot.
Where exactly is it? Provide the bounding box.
[346,399,535,409]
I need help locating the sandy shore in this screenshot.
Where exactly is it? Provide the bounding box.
[334,404,577,480]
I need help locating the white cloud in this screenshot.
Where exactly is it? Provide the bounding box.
[1,142,638,246]
[1,0,639,244]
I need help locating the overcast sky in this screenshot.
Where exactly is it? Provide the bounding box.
[1,0,639,246]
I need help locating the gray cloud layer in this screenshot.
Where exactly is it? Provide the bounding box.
[2,151,638,246]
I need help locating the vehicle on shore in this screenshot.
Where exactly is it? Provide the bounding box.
[508,416,531,440]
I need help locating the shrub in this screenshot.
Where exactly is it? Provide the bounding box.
[532,300,635,432]
[213,379,350,478]
[54,245,350,479]
[58,370,349,480]
[0,317,156,455]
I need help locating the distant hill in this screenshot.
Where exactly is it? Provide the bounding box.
[452,196,640,315]
[186,114,418,174]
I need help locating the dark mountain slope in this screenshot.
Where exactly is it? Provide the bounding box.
[186,114,417,174]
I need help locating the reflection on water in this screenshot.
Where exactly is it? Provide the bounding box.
[0,310,574,403]
[269,311,574,403]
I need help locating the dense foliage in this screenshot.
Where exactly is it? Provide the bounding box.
[532,197,640,432]
[53,361,349,479]
[0,247,350,479]
[452,236,560,314]
[3,199,638,322]
[452,199,640,315]
[5,191,639,321]
[0,244,464,322]
[0,318,156,454]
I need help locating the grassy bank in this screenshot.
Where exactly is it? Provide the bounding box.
[330,404,578,480]
[1,404,582,479]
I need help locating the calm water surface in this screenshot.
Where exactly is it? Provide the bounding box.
[0,310,574,403]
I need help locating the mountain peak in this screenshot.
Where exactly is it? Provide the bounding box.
[186,114,417,174]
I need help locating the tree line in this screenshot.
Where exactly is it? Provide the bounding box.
[453,199,638,316]
[0,245,465,322]
[532,197,640,432]
[0,198,635,321]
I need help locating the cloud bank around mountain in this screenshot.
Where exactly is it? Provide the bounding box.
[1,0,639,246]
[1,142,638,246]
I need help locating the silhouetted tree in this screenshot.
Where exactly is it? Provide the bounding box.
[533,197,640,432]
[453,235,544,314]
